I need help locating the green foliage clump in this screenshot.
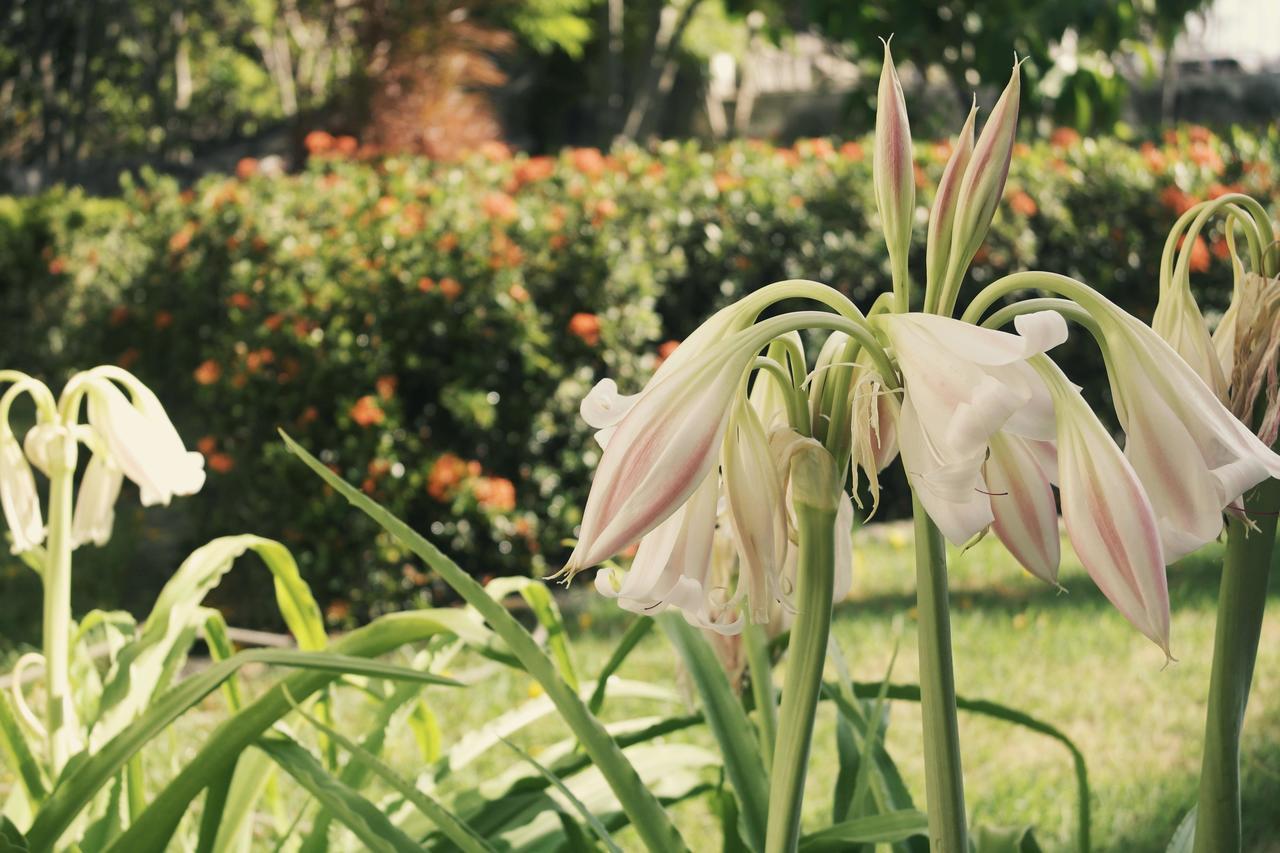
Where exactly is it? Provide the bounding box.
[2,126,1276,627]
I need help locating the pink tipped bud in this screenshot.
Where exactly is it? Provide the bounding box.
[873,39,915,277]
[1031,356,1171,654]
[926,102,977,297]
[946,60,1022,290]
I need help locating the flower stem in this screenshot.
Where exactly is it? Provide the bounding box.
[43,437,77,774]
[766,503,836,853]
[912,495,967,851]
[1193,481,1280,852]
[743,622,778,773]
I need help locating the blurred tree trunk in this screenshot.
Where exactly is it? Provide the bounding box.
[620,0,704,140]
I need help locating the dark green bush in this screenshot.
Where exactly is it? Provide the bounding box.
[3,126,1276,630]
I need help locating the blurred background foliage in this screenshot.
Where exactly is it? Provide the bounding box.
[3,0,1277,639]
[0,0,1231,191]
[2,125,1276,636]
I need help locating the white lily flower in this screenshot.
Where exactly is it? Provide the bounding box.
[1032,357,1170,653]
[86,378,205,507]
[580,300,760,448]
[0,432,44,553]
[723,399,789,622]
[1152,284,1228,401]
[984,431,1060,585]
[72,452,124,548]
[594,472,742,632]
[878,311,1067,544]
[1098,307,1280,560]
[851,362,899,516]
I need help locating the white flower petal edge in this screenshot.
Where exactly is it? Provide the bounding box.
[593,473,743,634]
[1103,309,1280,561]
[72,453,124,548]
[0,433,44,553]
[723,400,789,622]
[1032,356,1171,654]
[87,380,205,507]
[985,430,1060,585]
[881,310,1068,544]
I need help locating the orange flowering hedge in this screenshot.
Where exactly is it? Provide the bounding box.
[2,126,1276,626]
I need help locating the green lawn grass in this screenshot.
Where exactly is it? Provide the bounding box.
[510,525,1280,851]
[13,524,1280,851]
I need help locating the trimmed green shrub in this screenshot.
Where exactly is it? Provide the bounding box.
[3,126,1276,629]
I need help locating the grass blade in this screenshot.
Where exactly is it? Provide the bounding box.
[588,617,653,715]
[798,810,929,851]
[0,691,47,804]
[500,736,621,853]
[283,430,690,853]
[28,614,472,853]
[287,693,495,853]
[660,615,768,852]
[257,737,420,853]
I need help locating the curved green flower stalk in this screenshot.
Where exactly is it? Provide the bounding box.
[562,45,1280,853]
[0,367,205,775]
[1141,196,1280,851]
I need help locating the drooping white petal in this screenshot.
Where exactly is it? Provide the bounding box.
[0,433,44,553]
[595,473,743,634]
[896,391,993,544]
[985,430,1060,585]
[72,452,124,548]
[723,400,788,622]
[1034,357,1170,653]
[879,311,1067,545]
[566,333,758,574]
[1102,308,1280,559]
[87,380,205,507]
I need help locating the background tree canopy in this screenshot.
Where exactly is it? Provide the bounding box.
[2,0,1218,189]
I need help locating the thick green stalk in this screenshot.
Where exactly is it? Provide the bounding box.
[1193,481,1280,852]
[911,496,967,851]
[743,622,778,772]
[766,504,836,853]
[43,438,77,774]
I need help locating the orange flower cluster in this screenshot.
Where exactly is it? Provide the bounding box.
[194,359,222,385]
[1008,189,1038,217]
[568,312,601,346]
[427,453,516,511]
[472,476,516,512]
[305,131,360,158]
[349,395,386,427]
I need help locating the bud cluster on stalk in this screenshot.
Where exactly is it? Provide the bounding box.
[557,45,1280,660]
[0,367,205,555]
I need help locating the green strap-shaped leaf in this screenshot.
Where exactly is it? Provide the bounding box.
[288,696,495,853]
[1166,807,1196,853]
[588,617,653,715]
[93,535,326,746]
[256,738,420,853]
[283,430,690,853]
[0,691,47,803]
[798,810,929,851]
[499,736,621,853]
[300,677,431,853]
[201,610,244,712]
[26,628,468,853]
[486,576,579,692]
[660,615,768,852]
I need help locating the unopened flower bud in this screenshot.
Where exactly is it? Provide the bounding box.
[874,40,915,286]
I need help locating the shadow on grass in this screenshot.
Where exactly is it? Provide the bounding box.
[1100,715,1280,852]
[840,547,1278,619]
